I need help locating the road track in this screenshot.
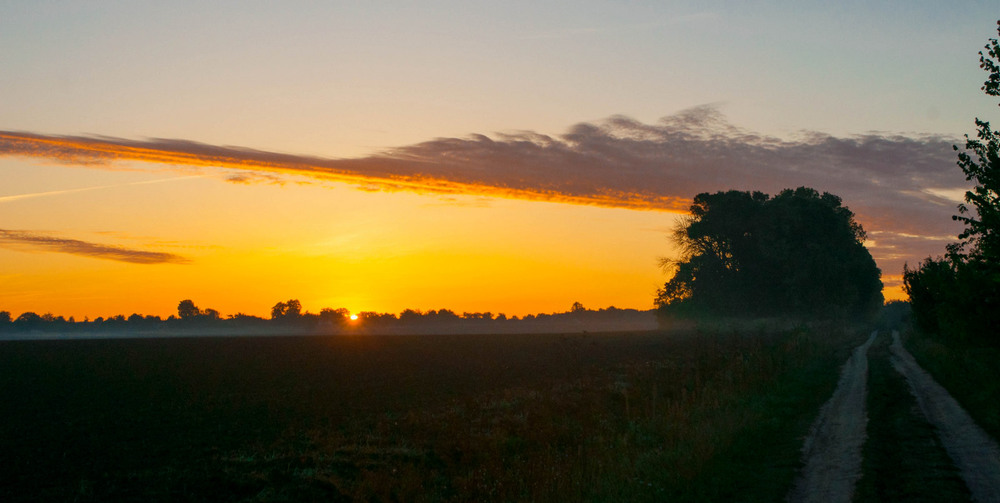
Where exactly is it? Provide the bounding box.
[786,331,875,503]
[788,330,1000,502]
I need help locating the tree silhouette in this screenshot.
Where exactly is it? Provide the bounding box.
[904,21,1000,342]
[319,307,349,326]
[271,299,303,320]
[177,299,200,320]
[657,187,882,320]
[14,312,43,330]
[952,21,1000,263]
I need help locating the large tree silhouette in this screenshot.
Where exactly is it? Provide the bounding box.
[656,187,882,320]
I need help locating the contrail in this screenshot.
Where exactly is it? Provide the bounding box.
[0,175,205,204]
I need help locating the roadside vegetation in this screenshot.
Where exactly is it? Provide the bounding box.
[904,21,1000,346]
[0,324,865,502]
[899,21,1000,447]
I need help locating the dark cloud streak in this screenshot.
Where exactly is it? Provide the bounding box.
[0,105,971,274]
[0,230,190,264]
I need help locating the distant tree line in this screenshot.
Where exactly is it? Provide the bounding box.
[0,300,651,335]
[904,21,1000,344]
[655,187,883,321]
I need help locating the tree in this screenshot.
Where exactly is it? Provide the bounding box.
[271,299,303,321]
[656,187,882,320]
[177,299,200,320]
[319,307,350,325]
[14,312,43,330]
[284,299,302,318]
[952,21,1000,262]
[905,21,1000,342]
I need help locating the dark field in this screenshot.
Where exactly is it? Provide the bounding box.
[1,327,862,502]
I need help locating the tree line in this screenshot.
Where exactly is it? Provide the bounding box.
[903,21,1000,344]
[0,300,647,334]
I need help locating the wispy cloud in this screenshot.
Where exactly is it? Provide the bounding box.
[0,230,190,264]
[0,106,970,273]
[0,175,204,204]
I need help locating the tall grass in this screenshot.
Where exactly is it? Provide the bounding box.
[213,326,860,502]
[0,326,865,502]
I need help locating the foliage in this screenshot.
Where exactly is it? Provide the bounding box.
[177,299,200,320]
[656,187,882,320]
[271,299,302,320]
[904,21,1000,343]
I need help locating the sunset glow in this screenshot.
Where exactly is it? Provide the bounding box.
[2,2,995,319]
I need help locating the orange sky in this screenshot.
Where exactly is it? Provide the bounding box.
[0,157,681,318]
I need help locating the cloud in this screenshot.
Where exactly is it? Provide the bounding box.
[0,105,971,273]
[0,175,204,203]
[0,230,190,264]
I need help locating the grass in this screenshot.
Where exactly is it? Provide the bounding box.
[903,329,1000,441]
[0,325,865,502]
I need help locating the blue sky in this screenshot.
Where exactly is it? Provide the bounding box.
[3,1,996,152]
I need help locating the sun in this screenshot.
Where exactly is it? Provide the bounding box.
[349,314,359,321]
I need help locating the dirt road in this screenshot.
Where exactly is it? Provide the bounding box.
[890,331,1000,503]
[789,331,1000,503]
[786,331,875,503]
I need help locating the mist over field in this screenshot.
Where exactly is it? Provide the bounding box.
[0,307,659,341]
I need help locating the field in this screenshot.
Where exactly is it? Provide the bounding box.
[1,325,864,502]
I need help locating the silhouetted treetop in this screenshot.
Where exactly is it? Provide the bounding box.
[271,299,302,320]
[177,299,200,320]
[657,187,882,320]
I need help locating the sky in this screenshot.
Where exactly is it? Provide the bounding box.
[1,1,998,319]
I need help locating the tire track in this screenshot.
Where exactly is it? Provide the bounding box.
[890,331,1000,503]
[787,331,876,503]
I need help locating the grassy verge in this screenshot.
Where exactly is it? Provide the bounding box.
[903,329,1000,441]
[855,333,970,502]
[1,326,863,502]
